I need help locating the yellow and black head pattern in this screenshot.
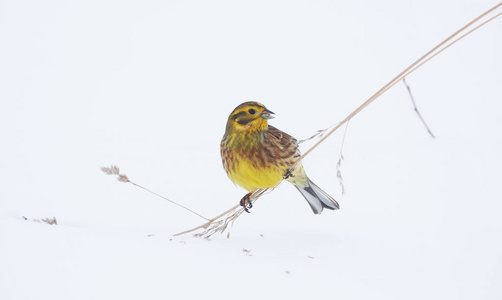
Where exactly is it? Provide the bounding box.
[225,101,275,133]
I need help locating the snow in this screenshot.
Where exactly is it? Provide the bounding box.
[1,0,501,299]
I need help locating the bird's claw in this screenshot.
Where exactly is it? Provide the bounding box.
[240,193,253,213]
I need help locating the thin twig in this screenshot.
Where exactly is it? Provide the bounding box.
[22,216,58,225]
[103,4,502,238]
[403,78,436,138]
[336,121,350,195]
[291,3,502,167]
[101,166,211,221]
[402,11,502,81]
[298,124,337,145]
[174,3,502,237]
[173,189,271,237]
[173,203,241,236]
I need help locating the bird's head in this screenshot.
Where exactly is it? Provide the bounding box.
[225,101,275,133]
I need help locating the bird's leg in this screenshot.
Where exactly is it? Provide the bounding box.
[240,192,253,213]
[283,168,294,179]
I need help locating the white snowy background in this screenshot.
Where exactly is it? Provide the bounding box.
[1,0,501,299]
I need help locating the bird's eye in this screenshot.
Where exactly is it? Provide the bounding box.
[248,109,256,115]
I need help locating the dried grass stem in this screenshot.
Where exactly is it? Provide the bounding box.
[103,4,502,238]
[101,166,210,221]
[291,3,502,167]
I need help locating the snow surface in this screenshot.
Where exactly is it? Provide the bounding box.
[1,0,501,299]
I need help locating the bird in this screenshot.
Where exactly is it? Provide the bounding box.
[220,101,339,214]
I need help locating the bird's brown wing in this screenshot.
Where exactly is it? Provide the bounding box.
[265,125,301,164]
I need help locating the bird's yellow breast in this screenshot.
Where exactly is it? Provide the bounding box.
[226,156,284,191]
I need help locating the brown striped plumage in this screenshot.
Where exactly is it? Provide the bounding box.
[220,101,339,214]
[222,126,298,171]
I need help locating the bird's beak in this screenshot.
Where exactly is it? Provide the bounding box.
[261,109,275,119]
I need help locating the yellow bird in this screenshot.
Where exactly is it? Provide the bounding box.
[220,101,339,214]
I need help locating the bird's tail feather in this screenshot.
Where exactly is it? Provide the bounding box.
[294,179,339,214]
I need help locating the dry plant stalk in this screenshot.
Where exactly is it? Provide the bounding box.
[403,78,436,138]
[336,155,345,194]
[290,3,502,167]
[297,124,337,145]
[336,121,349,195]
[22,216,58,225]
[42,217,58,225]
[175,3,502,237]
[101,165,130,183]
[173,189,271,238]
[103,4,502,238]
[101,165,210,221]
